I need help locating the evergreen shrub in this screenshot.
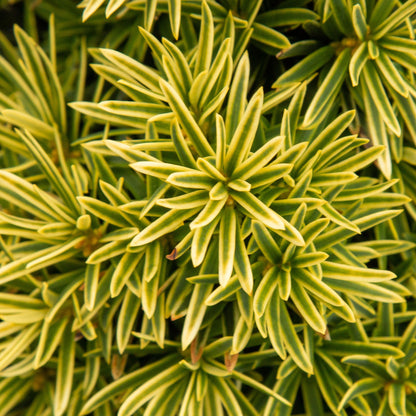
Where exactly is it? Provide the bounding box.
[0,0,416,415]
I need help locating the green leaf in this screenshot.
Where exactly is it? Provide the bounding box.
[263,83,302,113]
[225,52,249,141]
[205,275,239,305]
[362,61,401,135]
[322,145,385,173]
[0,293,45,312]
[212,377,243,416]
[78,196,131,227]
[312,172,357,187]
[143,241,162,283]
[118,364,186,416]
[290,279,326,334]
[0,378,32,416]
[398,317,416,353]
[273,216,305,247]
[252,221,281,263]
[329,0,354,36]
[341,355,388,379]
[338,378,383,412]
[111,251,144,297]
[34,318,68,368]
[167,170,216,190]
[266,290,287,360]
[197,158,227,182]
[301,218,330,246]
[349,41,369,86]
[203,338,233,358]
[316,209,402,250]
[80,0,105,21]
[70,101,148,129]
[233,368,292,406]
[81,355,181,414]
[144,380,185,416]
[194,0,214,76]
[278,267,291,301]
[292,268,345,307]
[322,261,395,282]
[313,356,348,416]
[160,79,215,157]
[1,109,54,140]
[225,88,263,174]
[45,273,83,323]
[324,278,405,303]
[298,110,355,168]
[54,325,75,416]
[232,136,283,180]
[104,140,159,163]
[162,54,189,102]
[131,160,193,180]
[234,222,253,294]
[270,198,324,215]
[219,206,236,286]
[105,0,127,16]
[85,263,100,311]
[86,239,128,264]
[388,384,406,416]
[322,340,404,359]
[190,197,227,229]
[131,208,199,246]
[303,48,351,127]
[391,92,416,147]
[318,202,360,233]
[141,267,159,317]
[368,0,396,28]
[191,215,220,267]
[232,315,253,354]
[254,265,279,318]
[362,193,411,209]
[375,49,409,97]
[227,179,251,192]
[257,8,319,27]
[291,252,328,268]
[336,179,398,201]
[274,46,335,86]
[0,322,40,372]
[231,191,284,230]
[168,0,181,39]
[100,48,160,91]
[278,298,313,373]
[158,190,209,209]
[198,38,232,109]
[248,164,293,188]
[162,38,192,92]
[379,35,416,59]
[99,101,168,119]
[0,171,64,222]
[151,292,166,348]
[26,236,85,269]
[352,4,368,40]
[171,119,197,168]
[182,283,213,350]
[17,130,78,213]
[251,22,290,50]
[372,0,416,39]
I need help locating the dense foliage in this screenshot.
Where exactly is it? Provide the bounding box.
[0,0,416,415]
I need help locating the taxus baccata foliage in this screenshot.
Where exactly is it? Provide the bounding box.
[0,1,416,415]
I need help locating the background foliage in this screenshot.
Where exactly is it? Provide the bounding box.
[0,0,416,415]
